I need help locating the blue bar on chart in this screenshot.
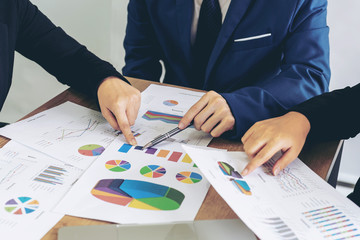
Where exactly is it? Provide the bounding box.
[118,143,132,153]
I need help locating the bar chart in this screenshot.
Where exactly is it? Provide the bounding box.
[303,206,360,239]
[33,165,68,185]
[118,143,196,166]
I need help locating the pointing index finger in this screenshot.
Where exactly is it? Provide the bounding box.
[113,108,137,145]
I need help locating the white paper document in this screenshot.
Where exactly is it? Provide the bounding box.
[0,84,214,231]
[0,85,212,171]
[0,141,83,240]
[183,145,360,240]
[0,102,120,170]
[54,138,210,224]
[134,84,212,147]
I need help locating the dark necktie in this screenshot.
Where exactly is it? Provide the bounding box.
[192,0,222,89]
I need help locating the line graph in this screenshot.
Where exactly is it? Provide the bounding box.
[263,157,309,196]
[57,119,100,140]
[0,102,121,170]
[0,164,27,186]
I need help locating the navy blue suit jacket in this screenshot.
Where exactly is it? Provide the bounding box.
[0,0,125,111]
[123,0,330,139]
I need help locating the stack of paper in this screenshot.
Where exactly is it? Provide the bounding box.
[0,84,213,238]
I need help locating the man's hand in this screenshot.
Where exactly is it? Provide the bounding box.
[241,111,311,176]
[178,91,235,137]
[97,77,141,145]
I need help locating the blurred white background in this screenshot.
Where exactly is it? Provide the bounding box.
[0,0,358,194]
[0,0,128,123]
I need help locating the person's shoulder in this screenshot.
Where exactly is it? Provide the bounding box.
[290,0,327,19]
[297,0,327,7]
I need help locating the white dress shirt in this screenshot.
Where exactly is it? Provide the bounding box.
[191,0,232,45]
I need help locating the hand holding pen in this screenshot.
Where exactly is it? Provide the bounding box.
[142,122,193,149]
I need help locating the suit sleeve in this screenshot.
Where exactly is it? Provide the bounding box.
[122,0,162,81]
[15,0,127,98]
[291,83,360,141]
[221,0,330,140]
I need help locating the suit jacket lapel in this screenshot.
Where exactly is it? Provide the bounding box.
[176,0,193,64]
[204,0,252,86]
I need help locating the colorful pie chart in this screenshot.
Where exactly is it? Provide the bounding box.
[231,179,252,195]
[105,160,131,172]
[91,179,185,210]
[140,165,166,178]
[78,144,105,156]
[218,161,242,178]
[176,171,202,184]
[163,100,178,106]
[4,197,39,215]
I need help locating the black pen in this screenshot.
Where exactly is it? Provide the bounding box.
[142,123,193,149]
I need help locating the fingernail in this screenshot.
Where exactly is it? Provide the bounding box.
[178,122,184,129]
[130,139,137,146]
[241,168,248,176]
[273,166,280,176]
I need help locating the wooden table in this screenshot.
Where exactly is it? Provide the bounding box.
[0,77,340,239]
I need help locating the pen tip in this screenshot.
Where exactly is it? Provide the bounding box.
[142,143,150,150]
